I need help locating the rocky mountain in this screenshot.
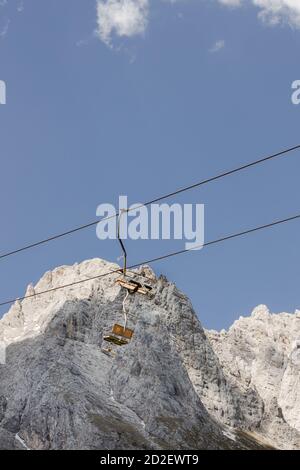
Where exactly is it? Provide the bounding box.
[207,305,300,449]
[0,258,298,450]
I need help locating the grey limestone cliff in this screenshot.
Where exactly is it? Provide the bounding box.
[0,258,297,450]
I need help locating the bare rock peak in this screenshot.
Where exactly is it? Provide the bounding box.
[0,257,299,449]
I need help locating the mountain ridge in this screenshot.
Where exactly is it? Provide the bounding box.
[0,258,298,449]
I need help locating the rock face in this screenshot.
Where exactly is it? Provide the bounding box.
[207,305,300,449]
[0,258,298,450]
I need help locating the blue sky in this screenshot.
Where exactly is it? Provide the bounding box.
[0,0,300,329]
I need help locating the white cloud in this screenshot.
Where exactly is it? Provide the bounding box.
[219,0,300,28]
[0,18,10,39]
[252,0,300,28]
[17,1,25,13]
[210,39,225,52]
[96,0,149,45]
[95,0,300,47]
[171,1,300,29]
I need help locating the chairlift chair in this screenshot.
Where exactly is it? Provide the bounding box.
[103,323,134,346]
[101,210,153,354]
[115,277,152,295]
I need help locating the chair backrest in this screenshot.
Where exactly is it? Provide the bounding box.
[112,323,134,340]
